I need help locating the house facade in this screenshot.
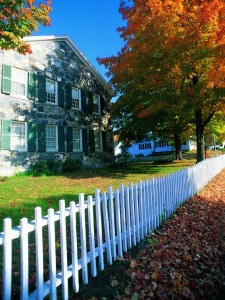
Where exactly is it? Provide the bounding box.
[0,35,114,176]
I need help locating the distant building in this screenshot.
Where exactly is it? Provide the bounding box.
[114,136,196,157]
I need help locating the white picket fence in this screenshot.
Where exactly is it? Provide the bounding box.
[1,155,225,300]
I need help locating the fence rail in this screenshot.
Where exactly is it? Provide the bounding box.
[1,155,225,300]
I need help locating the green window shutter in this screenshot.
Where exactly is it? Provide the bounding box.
[89,129,95,153]
[87,92,93,114]
[28,122,36,152]
[100,95,106,115]
[58,82,65,107]
[82,129,88,154]
[2,64,11,94]
[65,83,72,109]
[102,131,107,152]
[58,126,65,152]
[38,74,46,102]
[28,72,36,100]
[81,89,87,112]
[1,119,11,150]
[67,127,73,152]
[37,124,46,152]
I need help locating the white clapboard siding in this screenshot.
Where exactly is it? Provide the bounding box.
[0,155,225,300]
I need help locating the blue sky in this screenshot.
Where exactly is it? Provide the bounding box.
[34,0,125,81]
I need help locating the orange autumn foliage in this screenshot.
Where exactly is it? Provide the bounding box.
[0,0,52,54]
[98,0,225,161]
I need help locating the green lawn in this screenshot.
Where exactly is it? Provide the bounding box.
[0,159,195,231]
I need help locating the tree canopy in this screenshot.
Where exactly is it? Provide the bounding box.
[98,0,225,162]
[0,0,52,54]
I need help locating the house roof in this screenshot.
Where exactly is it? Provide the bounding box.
[24,35,114,95]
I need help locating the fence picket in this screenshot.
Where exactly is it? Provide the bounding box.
[59,200,69,300]
[129,182,136,246]
[138,181,144,240]
[35,207,44,300]
[115,189,122,257]
[102,192,112,264]
[48,209,57,300]
[149,179,154,230]
[145,180,150,234]
[70,201,79,292]
[120,184,127,252]
[134,184,140,242]
[95,189,104,270]
[125,187,132,249]
[20,218,29,300]
[87,196,97,277]
[151,178,156,230]
[3,218,12,300]
[108,186,116,260]
[143,180,147,236]
[79,194,88,285]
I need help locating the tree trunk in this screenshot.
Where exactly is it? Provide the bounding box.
[195,109,205,162]
[174,133,182,160]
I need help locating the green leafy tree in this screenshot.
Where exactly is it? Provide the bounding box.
[112,85,193,160]
[0,0,52,54]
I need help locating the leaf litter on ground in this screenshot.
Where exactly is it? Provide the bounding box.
[115,169,225,300]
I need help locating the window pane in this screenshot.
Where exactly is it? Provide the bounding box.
[11,122,26,150]
[46,79,56,103]
[72,88,80,109]
[11,68,27,97]
[93,95,100,113]
[46,126,57,151]
[94,131,101,151]
[73,128,81,150]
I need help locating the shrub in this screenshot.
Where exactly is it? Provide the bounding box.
[115,152,132,167]
[31,161,50,176]
[62,157,81,172]
[47,159,61,174]
[153,157,174,164]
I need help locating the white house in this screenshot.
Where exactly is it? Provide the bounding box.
[114,137,196,157]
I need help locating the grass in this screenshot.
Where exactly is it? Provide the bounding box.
[0,158,196,232]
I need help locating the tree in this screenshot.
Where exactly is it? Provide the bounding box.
[205,111,225,149]
[112,92,192,160]
[0,0,52,54]
[98,0,225,162]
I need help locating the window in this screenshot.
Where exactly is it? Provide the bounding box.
[72,88,81,109]
[93,94,100,113]
[11,121,27,151]
[11,68,28,98]
[46,79,57,104]
[138,143,151,150]
[46,125,57,151]
[94,131,102,151]
[73,128,82,151]
[155,141,170,148]
[2,64,36,99]
[162,141,170,147]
